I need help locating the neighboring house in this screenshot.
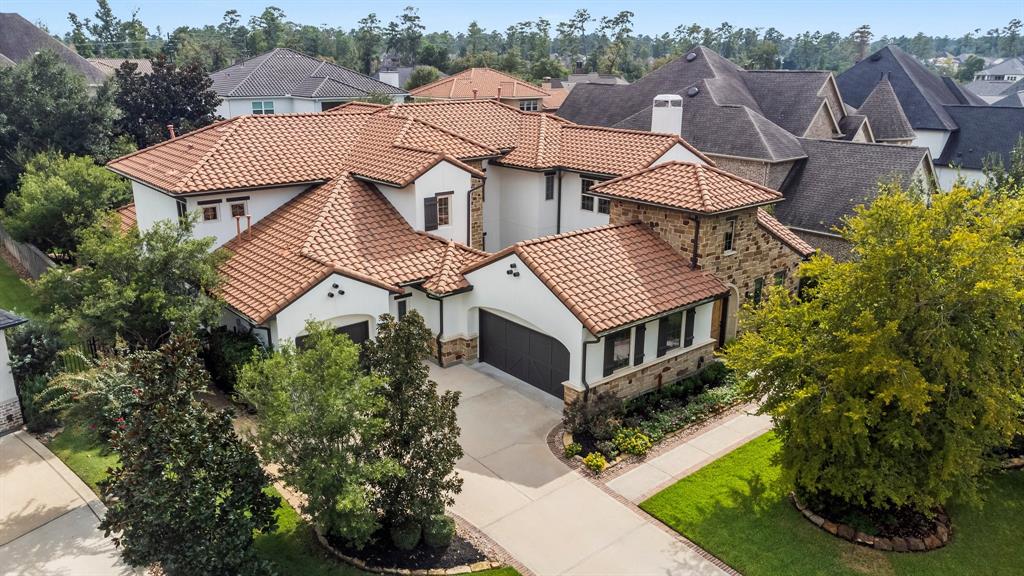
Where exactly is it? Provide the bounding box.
[0,12,108,91]
[973,56,1024,82]
[991,84,1024,108]
[557,45,932,260]
[210,48,408,118]
[839,45,1024,188]
[375,66,448,91]
[109,100,810,402]
[87,57,153,78]
[1,309,27,433]
[967,57,1024,104]
[408,68,550,111]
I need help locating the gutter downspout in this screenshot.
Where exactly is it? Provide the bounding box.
[580,333,600,402]
[436,297,445,365]
[555,168,563,234]
[690,215,701,269]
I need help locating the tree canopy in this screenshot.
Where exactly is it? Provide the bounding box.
[724,185,1024,515]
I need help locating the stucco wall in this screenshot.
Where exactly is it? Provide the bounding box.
[185,185,307,249]
[379,161,473,244]
[131,182,180,234]
[559,171,611,234]
[271,273,391,344]
[913,129,951,158]
[935,165,986,190]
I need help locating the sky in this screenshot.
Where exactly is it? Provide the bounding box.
[5,0,1023,40]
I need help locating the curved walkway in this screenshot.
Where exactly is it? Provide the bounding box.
[435,363,746,576]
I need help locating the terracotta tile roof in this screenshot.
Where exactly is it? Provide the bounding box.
[465,224,727,335]
[108,112,495,194]
[590,161,782,213]
[409,68,550,100]
[115,203,136,233]
[756,208,815,257]
[220,174,487,323]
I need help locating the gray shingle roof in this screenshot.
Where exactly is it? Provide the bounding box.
[0,309,27,330]
[854,77,916,141]
[992,91,1024,108]
[836,45,987,131]
[977,57,1024,77]
[775,138,931,234]
[210,48,406,99]
[557,46,807,162]
[839,114,870,140]
[965,78,1021,97]
[742,70,835,136]
[935,105,1024,169]
[0,12,107,85]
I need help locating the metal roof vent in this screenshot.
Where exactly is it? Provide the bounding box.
[685,52,698,62]
[686,86,700,97]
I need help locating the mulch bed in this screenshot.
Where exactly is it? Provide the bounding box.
[324,530,487,571]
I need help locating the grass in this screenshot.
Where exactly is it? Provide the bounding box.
[641,432,1024,576]
[0,257,37,316]
[46,426,519,576]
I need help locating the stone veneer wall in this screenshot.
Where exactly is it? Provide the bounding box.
[564,341,717,404]
[466,160,486,250]
[429,336,479,368]
[803,105,839,140]
[706,155,770,186]
[0,397,24,432]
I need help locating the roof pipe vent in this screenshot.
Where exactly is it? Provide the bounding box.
[685,52,698,62]
[166,124,176,139]
[472,88,478,99]
[651,94,684,136]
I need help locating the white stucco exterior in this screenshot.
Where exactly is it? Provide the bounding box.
[912,129,952,159]
[270,273,393,344]
[379,160,473,244]
[0,334,17,407]
[935,165,986,190]
[216,95,407,119]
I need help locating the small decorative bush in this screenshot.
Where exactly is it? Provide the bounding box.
[563,391,624,440]
[583,452,608,474]
[422,514,456,549]
[18,375,59,432]
[390,519,422,551]
[6,320,64,383]
[564,442,583,458]
[595,440,619,459]
[613,427,653,456]
[202,327,263,393]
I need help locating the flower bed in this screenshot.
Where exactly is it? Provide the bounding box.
[319,523,504,575]
[562,362,740,473]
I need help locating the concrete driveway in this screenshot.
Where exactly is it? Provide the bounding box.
[0,431,136,576]
[434,363,728,576]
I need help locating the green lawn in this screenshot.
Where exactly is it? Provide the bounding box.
[46,427,519,576]
[0,258,37,316]
[641,433,1024,576]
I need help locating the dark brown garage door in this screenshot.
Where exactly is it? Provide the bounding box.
[479,310,569,399]
[295,321,370,349]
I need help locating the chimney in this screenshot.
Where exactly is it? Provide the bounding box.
[167,124,176,139]
[651,94,683,136]
[378,70,400,88]
[575,59,584,74]
[472,88,478,99]
[497,85,502,100]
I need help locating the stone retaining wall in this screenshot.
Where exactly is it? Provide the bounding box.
[790,493,951,552]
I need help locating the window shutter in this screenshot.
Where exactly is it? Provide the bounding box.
[656,316,669,357]
[684,308,696,347]
[603,335,616,377]
[424,197,438,231]
[633,325,645,366]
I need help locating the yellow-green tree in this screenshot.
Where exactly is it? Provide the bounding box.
[725,185,1024,516]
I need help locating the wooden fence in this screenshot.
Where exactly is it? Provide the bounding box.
[0,221,56,280]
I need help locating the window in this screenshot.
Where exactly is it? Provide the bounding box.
[251,101,275,115]
[230,202,246,218]
[202,205,219,221]
[752,277,764,305]
[597,198,611,215]
[397,299,407,320]
[519,99,539,111]
[723,217,737,252]
[581,194,594,211]
[581,178,595,193]
[544,172,556,200]
[774,270,786,286]
[657,312,683,357]
[683,308,696,347]
[176,200,187,219]
[603,329,631,376]
[436,194,451,226]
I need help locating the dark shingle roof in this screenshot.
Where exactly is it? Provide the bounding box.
[839,114,870,140]
[978,57,1024,77]
[992,91,1024,108]
[854,77,916,141]
[965,78,1021,97]
[0,12,107,85]
[935,105,1024,169]
[836,45,986,131]
[742,70,835,136]
[210,48,405,99]
[0,309,27,330]
[775,138,931,234]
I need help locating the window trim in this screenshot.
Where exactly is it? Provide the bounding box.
[657,311,683,357]
[597,197,611,215]
[544,172,556,201]
[252,100,275,115]
[683,308,696,348]
[723,216,737,253]
[752,277,765,305]
[397,299,407,320]
[603,328,632,376]
[201,205,219,222]
[230,201,247,218]
[581,194,595,211]
[436,193,452,227]
[518,99,539,112]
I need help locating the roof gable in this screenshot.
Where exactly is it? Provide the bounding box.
[409,67,549,99]
[854,77,916,141]
[0,12,107,84]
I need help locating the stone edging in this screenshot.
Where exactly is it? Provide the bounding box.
[789,493,951,552]
[313,528,505,576]
[1001,457,1024,470]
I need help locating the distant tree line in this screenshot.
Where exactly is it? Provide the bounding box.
[59,1,1024,83]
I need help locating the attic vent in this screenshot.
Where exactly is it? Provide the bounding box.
[869,53,882,61]
[685,52,698,62]
[686,86,700,97]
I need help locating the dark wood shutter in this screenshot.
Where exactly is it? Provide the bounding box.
[603,335,615,376]
[633,325,645,366]
[657,315,670,357]
[397,300,407,320]
[684,308,696,347]
[424,197,438,231]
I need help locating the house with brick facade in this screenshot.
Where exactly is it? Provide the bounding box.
[556,45,938,259]
[110,99,810,402]
[0,309,27,433]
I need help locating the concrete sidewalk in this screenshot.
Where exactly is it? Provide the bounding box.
[0,430,136,576]
[606,410,773,503]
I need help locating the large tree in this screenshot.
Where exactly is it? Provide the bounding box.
[725,185,1024,516]
[100,333,278,575]
[237,321,399,548]
[34,214,225,349]
[1,152,130,257]
[114,53,220,149]
[364,311,463,528]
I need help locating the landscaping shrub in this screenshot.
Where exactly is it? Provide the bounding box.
[17,375,59,432]
[422,514,455,549]
[564,442,582,458]
[203,327,263,393]
[613,427,652,457]
[596,440,619,459]
[390,520,422,551]
[563,391,623,440]
[583,452,608,474]
[6,320,64,383]
[636,384,740,443]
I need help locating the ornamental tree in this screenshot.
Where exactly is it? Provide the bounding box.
[724,185,1024,515]
[364,311,463,528]
[100,333,278,575]
[237,321,399,548]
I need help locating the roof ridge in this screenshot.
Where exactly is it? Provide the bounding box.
[177,117,251,191]
[107,118,237,167]
[695,163,713,211]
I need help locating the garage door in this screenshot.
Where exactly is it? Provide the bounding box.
[479,310,569,399]
[295,321,370,349]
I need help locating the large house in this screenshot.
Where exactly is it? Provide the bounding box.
[110,100,811,403]
[408,67,551,112]
[210,48,408,118]
[837,45,1024,189]
[0,12,108,91]
[557,46,935,258]
[966,56,1024,103]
